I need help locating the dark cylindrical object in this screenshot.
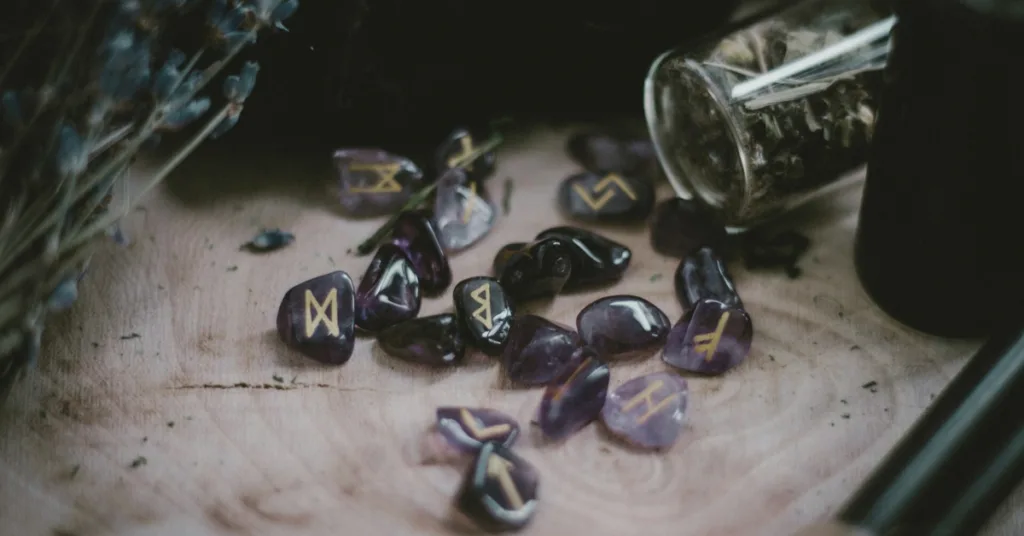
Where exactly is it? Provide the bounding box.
[854,0,1024,338]
[837,316,1024,535]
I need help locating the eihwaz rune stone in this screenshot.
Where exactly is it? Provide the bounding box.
[453,276,515,356]
[276,271,355,364]
[557,171,654,222]
[675,246,743,310]
[502,314,582,386]
[650,197,728,258]
[663,299,753,375]
[436,127,497,183]
[498,237,574,302]
[576,295,671,359]
[455,441,539,532]
[378,313,466,366]
[354,243,421,333]
[601,372,688,449]
[566,130,657,178]
[536,347,610,441]
[433,168,497,253]
[535,226,632,289]
[334,148,423,217]
[492,242,528,276]
[390,210,452,295]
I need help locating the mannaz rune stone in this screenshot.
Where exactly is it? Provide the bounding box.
[354,243,421,333]
[276,271,356,364]
[662,299,753,375]
[601,372,688,449]
[334,148,423,217]
[501,315,582,386]
[576,295,671,359]
[535,347,610,441]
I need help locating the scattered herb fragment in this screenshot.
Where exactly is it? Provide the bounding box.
[241,229,295,253]
[650,273,663,282]
[272,374,284,383]
[226,265,238,272]
[130,456,147,469]
[841,414,851,419]
[120,332,141,340]
[502,178,514,215]
[167,421,175,428]
[70,465,80,479]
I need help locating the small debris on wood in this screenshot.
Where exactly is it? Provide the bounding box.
[167,421,175,428]
[502,178,514,215]
[862,380,879,393]
[649,273,663,283]
[841,414,851,419]
[142,436,148,443]
[328,256,336,266]
[850,345,860,351]
[226,265,238,272]
[840,399,847,404]
[241,229,295,253]
[91,342,99,348]
[769,354,776,361]
[272,374,284,383]
[70,464,80,479]
[120,333,141,340]
[130,456,147,469]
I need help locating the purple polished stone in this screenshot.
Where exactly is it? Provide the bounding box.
[536,347,610,441]
[601,372,688,449]
[453,276,515,356]
[276,271,355,364]
[498,237,574,302]
[333,148,423,217]
[576,295,671,359]
[433,168,497,253]
[455,441,539,531]
[437,407,520,452]
[378,313,465,366]
[435,127,497,182]
[566,130,657,179]
[650,198,728,258]
[492,242,529,276]
[663,299,753,375]
[354,243,421,332]
[501,314,582,386]
[557,171,655,222]
[535,226,632,289]
[675,246,742,311]
[390,210,452,295]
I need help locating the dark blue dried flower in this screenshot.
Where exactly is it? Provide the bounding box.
[1,91,22,128]
[56,125,87,177]
[47,278,79,312]
[242,228,295,252]
[153,49,186,100]
[99,32,152,101]
[162,98,211,130]
[223,31,257,49]
[271,0,299,30]
[222,62,259,103]
[210,107,241,139]
[170,71,202,103]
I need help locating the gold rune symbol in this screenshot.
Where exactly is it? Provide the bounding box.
[469,283,493,330]
[304,288,340,338]
[622,380,677,424]
[552,358,591,402]
[462,181,478,224]
[572,173,637,211]
[460,408,511,440]
[347,163,403,193]
[447,136,476,171]
[486,455,524,509]
[693,311,730,362]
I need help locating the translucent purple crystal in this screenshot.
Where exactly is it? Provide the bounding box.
[433,168,497,253]
[276,271,356,365]
[675,246,742,310]
[390,210,452,295]
[662,299,753,375]
[536,348,610,441]
[576,295,671,359]
[354,243,420,332]
[601,372,688,449]
[378,313,465,366]
[501,314,582,386]
[334,148,423,217]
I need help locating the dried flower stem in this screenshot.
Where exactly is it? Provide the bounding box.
[354,133,504,255]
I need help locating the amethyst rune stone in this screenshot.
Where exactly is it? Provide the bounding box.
[354,243,421,332]
[663,299,753,375]
[333,148,423,217]
[390,210,452,295]
[601,372,688,449]
[456,441,539,531]
[566,130,657,179]
[276,271,355,364]
[378,313,466,366]
[498,237,573,302]
[492,242,528,276]
[675,246,742,310]
[453,276,515,356]
[502,315,582,386]
[576,295,671,359]
[557,171,654,222]
[535,226,631,289]
[536,348,610,441]
[650,197,728,258]
[436,127,497,182]
[433,168,497,253]
[420,407,520,465]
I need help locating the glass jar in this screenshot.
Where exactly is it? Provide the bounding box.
[644,0,894,230]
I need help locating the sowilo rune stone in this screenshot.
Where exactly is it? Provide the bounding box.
[276,271,356,364]
[601,372,688,449]
[663,299,753,375]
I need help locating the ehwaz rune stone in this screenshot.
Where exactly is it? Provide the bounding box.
[433,168,497,253]
[378,313,466,366]
[536,348,610,441]
[453,276,515,356]
[354,243,421,333]
[601,372,688,449]
[557,171,654,222]
[650,197,728,258]
[436,127,497,182]
[390,210,452,295]
[663,299,753,375]
[498,237,574,302]
[333,148,423,217]
[535,226,632,289]
[576,295,671,359]
[455,441,539,531]
[675,246,743,310]
[276,271,355,364]
[502,315,581,386]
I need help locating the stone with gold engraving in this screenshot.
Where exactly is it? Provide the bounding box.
[557,171,654,222]
[420,407,520,464]
[276,271,356,364]
[566,130,658,179]
[576,295,671,360]
[433,168,497,253]
[662,299,753,375]
[378,313,466,366]
[492,242,528,276]
[354,243,421,333]
[675,246,743,311]
[498,237,573,303]
[535,226,632,290]
[536,347,610,441]
[435,127,497,183]
[390,210,452,295]
[455,441,539,531]
[601,372,688,449]
[333,148,423,217]
[502,314,582,386]
[453,276,515,356]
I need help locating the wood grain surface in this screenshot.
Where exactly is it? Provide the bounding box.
[1,127,1021,536]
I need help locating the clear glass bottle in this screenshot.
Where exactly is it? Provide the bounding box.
[644,0,893,230]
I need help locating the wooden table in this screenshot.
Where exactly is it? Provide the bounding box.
[1,127,1021,535]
